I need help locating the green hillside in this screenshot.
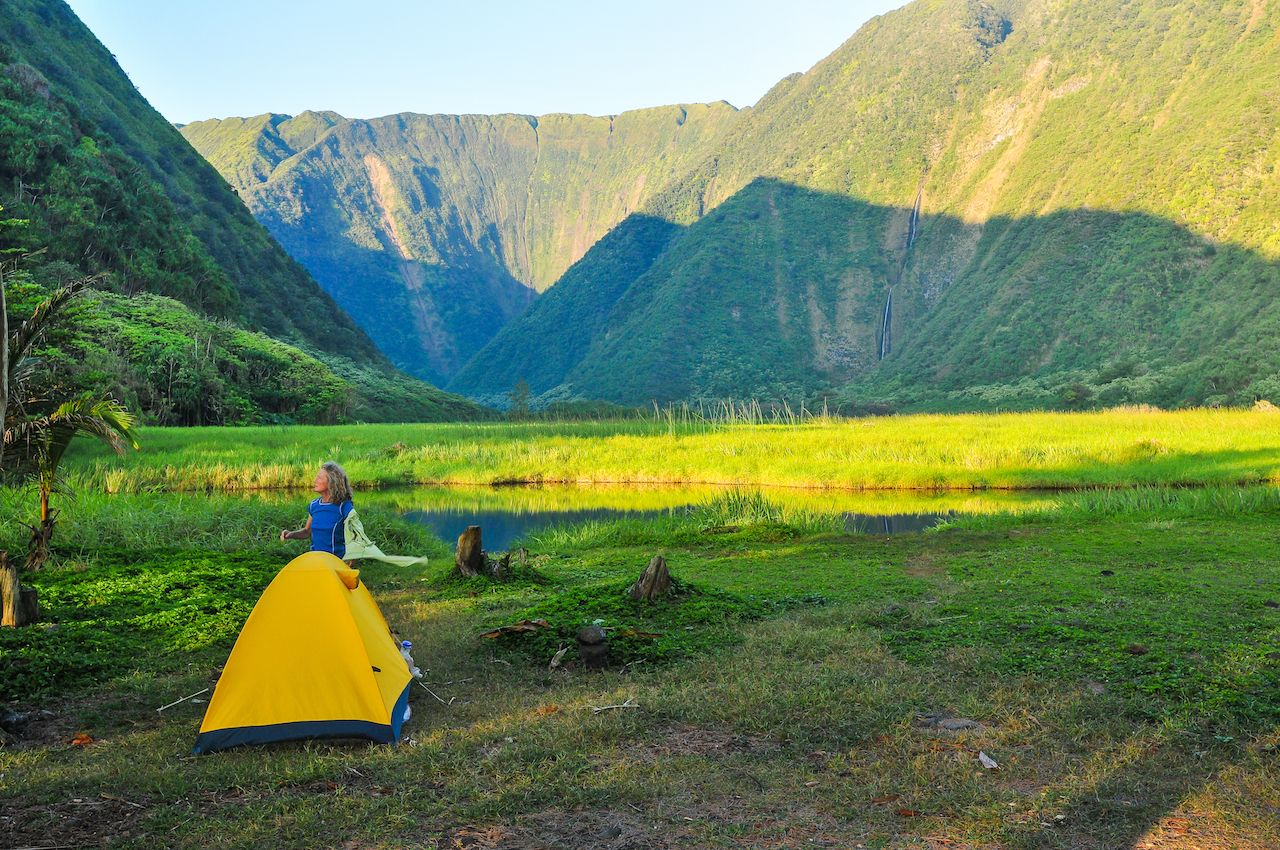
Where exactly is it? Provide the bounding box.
[0,0,487,423]
[181,105,742,384]
[454,0,1280,409]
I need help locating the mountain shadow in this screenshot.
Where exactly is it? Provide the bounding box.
[448,215,685,402]
[261,222,536,387]
[450,178,1280,411]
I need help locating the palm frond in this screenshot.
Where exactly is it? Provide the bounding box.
[45,395,139,454]
[2,395,138,478]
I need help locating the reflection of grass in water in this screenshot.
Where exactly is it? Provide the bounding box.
[524,489,1034,550]
[63,408,1280,494]
[354,483,1054,517]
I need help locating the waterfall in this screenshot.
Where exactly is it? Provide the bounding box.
[880,286,890,360]
[907,185,923,250]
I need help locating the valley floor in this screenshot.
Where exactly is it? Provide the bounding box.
[2,491,1279,849]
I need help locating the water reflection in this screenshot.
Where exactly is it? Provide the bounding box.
[360,484,1051,551]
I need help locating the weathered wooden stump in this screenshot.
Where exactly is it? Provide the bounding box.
[455,526,486,577]
[628,555,672,602]
[0,550,17,628]
[1,550,38,628]
[577,625,609,670]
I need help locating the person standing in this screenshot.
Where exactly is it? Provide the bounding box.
[280,461,354,561]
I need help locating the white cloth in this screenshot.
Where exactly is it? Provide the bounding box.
[342,508,430,567]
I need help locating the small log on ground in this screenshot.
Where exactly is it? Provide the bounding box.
[628,555,672,602]
[455,526,486,577]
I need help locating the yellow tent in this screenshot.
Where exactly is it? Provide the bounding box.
[193,551,412,754]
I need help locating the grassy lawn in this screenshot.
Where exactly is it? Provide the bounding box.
[63,408,1280,493]
[3,486,1279,849]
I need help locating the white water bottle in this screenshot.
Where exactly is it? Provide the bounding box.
[400,640,422,678]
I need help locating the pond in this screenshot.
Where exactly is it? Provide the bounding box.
[357,484,1054,551]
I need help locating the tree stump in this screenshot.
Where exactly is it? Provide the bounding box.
[455,526,486,578]
[577,625,609,670]
[19,588,39,625]
[628,555,672,601]
[1,550,36,628]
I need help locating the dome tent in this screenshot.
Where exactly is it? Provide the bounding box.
[193,552,412,754]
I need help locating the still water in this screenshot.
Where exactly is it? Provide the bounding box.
[360,484,1051,551]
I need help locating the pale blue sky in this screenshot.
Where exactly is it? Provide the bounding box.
[65,1,905,124]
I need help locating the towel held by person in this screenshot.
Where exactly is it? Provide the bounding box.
[280,461,354,560]
[279,461,429,568]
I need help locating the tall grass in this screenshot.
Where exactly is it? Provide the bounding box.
[527,489,853,550]
[643,398,839,431]
[0,489,447,562]
[690,488,844,535]
[935,484,1280,533]
[1052,484,1280,518]
[60,408,1280,494]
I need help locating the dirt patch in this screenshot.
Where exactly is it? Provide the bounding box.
[912,713,990,735]
[1,688,162,751]
[436,801,869,850]
[621,723,782,763]
[1,795,150,847]
[433,810,674,850]
[902,553,964,598]
[903,551,948,579]
[1245,0,1265,34]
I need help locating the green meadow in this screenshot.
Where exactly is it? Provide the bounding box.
[4,410,1280,848]
[64,407,1280,493]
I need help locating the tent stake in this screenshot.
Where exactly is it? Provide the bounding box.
[417,681,452,705]
[157,687,209,713]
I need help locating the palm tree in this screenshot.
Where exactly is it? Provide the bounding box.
[1,275,138,626]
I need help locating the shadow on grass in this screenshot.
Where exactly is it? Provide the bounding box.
[1005,446,1280,489]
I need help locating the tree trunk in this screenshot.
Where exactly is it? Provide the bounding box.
[455,526,485,578]
[1,262,9,471]
[24,511,54,573]
[629,555,672,601]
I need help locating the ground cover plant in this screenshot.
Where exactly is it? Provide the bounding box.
[2,478,1279,849]
[62,407,1280,494]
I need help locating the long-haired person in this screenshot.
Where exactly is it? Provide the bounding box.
[280,461,355,561]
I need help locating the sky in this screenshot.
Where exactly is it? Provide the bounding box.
[64,1,905,124]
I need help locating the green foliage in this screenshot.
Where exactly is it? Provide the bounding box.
[0,548,278,701]
[0,2,482,426]
[506,378,531,420]
[689,489,843,536]
[870,529,1280,722]
[10,285,490,426]
[0,3,383,359]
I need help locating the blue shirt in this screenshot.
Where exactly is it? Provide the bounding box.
[309,498,353,558]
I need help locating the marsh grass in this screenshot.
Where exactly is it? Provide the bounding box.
[62,408,1280,494]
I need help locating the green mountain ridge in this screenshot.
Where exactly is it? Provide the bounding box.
[456,0,1280,409]
[181,104,743,384]
[185,0,1280,411]
[1,0,486,423]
